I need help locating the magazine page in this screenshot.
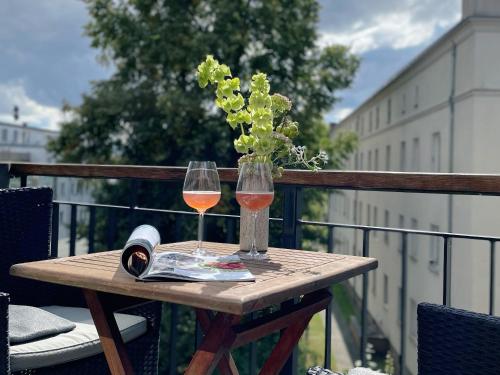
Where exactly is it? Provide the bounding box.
[142,252,255,282]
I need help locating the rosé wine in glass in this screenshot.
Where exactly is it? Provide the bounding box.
[183,191,221,213]
[236,192,274,212]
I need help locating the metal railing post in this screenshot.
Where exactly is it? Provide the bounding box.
[490,241,496,315]
[281,185,302,375]
[69,205,77,257]
[88,206,96,254]
[360,230,370,367]
[0,164,9,188]
[399,233,408,375]
[443,237,452,306]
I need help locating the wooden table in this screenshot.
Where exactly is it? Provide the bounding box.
[10,241,377,375]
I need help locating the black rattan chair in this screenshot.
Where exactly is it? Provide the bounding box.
[0,187,162,375]
[418,302,500,374]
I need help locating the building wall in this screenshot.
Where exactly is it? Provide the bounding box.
[330,16,500,374]
[0,121,94,243]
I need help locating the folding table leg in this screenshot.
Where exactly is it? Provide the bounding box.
[83,289,135,375]
[185,312,239,375]
[258,316,312,375]
[196,309,240,375]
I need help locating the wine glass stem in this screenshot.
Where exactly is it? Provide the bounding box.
[251,211,258,256]
[197,212,204,252]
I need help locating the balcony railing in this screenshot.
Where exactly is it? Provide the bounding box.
[2,162,500,375]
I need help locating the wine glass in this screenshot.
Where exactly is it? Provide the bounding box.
[183,161,221,257]
[236,162,274,260]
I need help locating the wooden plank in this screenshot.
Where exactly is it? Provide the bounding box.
[196,310,239,375]
[83,289,135,375]
[184,312,239,375]
[9,163,500,194]
[11,241,377,315]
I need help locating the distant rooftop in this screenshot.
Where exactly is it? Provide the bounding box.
[0,121,59,134]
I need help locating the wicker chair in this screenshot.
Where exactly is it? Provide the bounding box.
[0,187,162,375]
[418,302,500,374]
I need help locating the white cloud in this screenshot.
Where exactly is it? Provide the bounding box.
[0,82,64,130]
[319,5,460,54]
[326,107,353,123]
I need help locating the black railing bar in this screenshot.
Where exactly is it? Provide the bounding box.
[69,205,77,257]
[490,241,496,315]
[443,237,452,306]
[360,229,370,367]
[299,219,500,242]
[400,233,408,375]
[53,200,284,222]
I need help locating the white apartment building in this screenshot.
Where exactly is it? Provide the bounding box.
[329,1,500,373]
[0,120,93,243]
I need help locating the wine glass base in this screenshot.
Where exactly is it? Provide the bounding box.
[239,252,269,261]
[191,248,216,258]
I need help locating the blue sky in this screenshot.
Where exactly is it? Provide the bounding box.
[0,0,461,129]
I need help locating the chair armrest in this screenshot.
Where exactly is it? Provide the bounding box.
[0,292,10,375]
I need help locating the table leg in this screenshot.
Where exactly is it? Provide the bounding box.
[185,312,240,375]
[258,317,312,375]
[83,289,135,375]
[196,309,240,375]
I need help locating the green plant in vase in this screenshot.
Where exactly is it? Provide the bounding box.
[197,55,328,177]
[197,55,329,253]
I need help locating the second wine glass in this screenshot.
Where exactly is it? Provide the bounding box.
[236,162,274,260]
[183,161,221,257]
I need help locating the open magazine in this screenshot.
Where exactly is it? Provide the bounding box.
[120,225,255,282]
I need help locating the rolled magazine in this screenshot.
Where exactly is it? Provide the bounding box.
[121,225,255,282]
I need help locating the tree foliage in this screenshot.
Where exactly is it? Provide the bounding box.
[48,0,360,372]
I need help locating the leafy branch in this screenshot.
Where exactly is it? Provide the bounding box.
[197,55,328,176]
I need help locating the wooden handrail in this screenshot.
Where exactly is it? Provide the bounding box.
[6,162,500,195]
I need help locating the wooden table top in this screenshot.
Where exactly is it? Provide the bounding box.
[10,241,377,315]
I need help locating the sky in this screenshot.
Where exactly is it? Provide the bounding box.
[0,0,461,130]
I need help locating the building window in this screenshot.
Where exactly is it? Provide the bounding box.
[22,131,26,144]
[399,215,405,253]
[367,204,371,226]
[372,269,377,296]
[401,92,407,114]
[1,129,6,142]
[374,149,379,171]
[373,206,378,237]
[360,152,364,170]
[369,110,373,132]
[358,202,363,225]
[429,224,440,272]
[355,153,359,169]
[400,141,406,171]
[385,145,391,171]
[360,115,364,136]
[368,150,372,170]
[411,137,420,171]
[414,85,420,109]
[384,210,390,244]
[13,130,18,143]
[410,298,418,338]
[383,274,389,305]
[355,117,360,133]
[431,132,441,172]
[410,218,419,261]
[353,200,357,222]
[375,106,380,129]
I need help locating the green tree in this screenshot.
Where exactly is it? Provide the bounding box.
[49,0,360,372]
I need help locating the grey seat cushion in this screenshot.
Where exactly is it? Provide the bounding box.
[9,306,147,371]
[9,305,76,344]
